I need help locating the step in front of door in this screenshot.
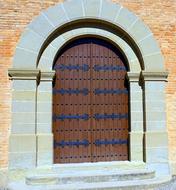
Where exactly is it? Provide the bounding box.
[25,169,155,185]
[8,176,172,190]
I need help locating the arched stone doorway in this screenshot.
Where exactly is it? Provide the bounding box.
[53,37,129,163]
[8,0,169,177]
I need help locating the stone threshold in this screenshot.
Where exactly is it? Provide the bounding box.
[8,176,172,190]
[42,161,147,171]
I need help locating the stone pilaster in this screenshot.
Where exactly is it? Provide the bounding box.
[126,72,143,162]
[141,71,170,176]
[8,69,40,168]
[36,70,55,166]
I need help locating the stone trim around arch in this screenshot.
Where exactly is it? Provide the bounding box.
[38,27,141,72]
[36,28,143,165]
[12,0,165,71]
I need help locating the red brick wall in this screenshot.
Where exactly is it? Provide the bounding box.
[0,0,175,168]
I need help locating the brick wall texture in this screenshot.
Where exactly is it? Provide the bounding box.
[0,0,176,168]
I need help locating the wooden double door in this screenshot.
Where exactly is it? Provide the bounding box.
[53,37,129,163]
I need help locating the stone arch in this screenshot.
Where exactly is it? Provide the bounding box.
[13,0,164,71]
[8,0,170,177]
[38,28,141,72]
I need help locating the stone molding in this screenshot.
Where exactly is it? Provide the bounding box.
[38,28,141,72]
[8,69,56,82]
[8,68,40,81]
[140,71,169,82]
[40,70,55,81]
[126,72,140,82]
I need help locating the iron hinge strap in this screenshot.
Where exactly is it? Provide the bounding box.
[53,88,89,95]
[54,64,89,71]
[94,89,128,95]
[93,65,126,71]
[53,113,128,121]
[95,139,127,146]
[94,113,128,120]
[54,139,89,148]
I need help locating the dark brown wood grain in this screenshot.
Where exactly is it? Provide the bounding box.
[53,37,129,163]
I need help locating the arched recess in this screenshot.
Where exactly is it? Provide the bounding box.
[8,0,170,176]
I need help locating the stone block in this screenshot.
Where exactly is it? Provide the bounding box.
[130,145,143,161]
[114,38,130,53]
[37,102,52,113]
[145,147,168,163]
[130,91,142,102]
[28,13,54,38]
[43,4,69,27]
[13,47,37,68]
[37,123,52,134]
[38,83,52,92]
[145,81,166,92]
[144,131,168,148]
[11,123,36,134]
[115,7,137,31]
[62,30,75,41]
[63,0,84,19]
[139,35,161,56]
[129,111,143,122]
[144,53,165,71]
[12,101,35,113]
[147,163,170,176]
[12,80,37,91]
[130,59,141,72]
[12,112,36,124]
[145,91,165,102]
[9,152,36,169]
[37,92,52,101]
[130,101,143,112]
[83,0,101,18]
[170,162,176,175]
[12,91,36,101]
[38,57,51,70]
[130,121,143,131]
[37,134,53,151]
[17,28,44,52]
[145,111,166,122]
[145,121,167,131]
[130,111,143,122]
[125,47,138,62]
[37,113,52,124]
[145,101,166,112]
[100,0,121,21]
[130,19,152,42]
[41,45,57,60]
[129,132,143,146]
[50,36,65,49]
[37,151,53,166]
[9,134,36,152]
[129,82,142,92]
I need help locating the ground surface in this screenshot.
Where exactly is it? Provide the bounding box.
[156,176,176,190]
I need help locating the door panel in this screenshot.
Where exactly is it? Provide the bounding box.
[53,37,129,163]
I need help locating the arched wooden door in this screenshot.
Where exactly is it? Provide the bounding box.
[53,37,129,163]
